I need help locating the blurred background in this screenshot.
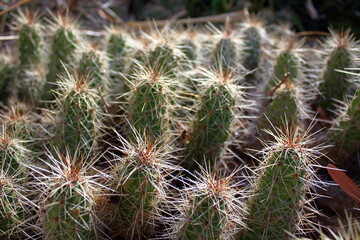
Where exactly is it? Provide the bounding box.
[1,0,360,36]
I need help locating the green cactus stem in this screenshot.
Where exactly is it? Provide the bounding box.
[128,64,172,144]
[259,74,299,132]
[15,10,45,103]
[0,53,16,104]
[316,29,356,117]
[53,71,102,157]
[106,29,130,101]
[0,102,43,158]
[240,21,263,85]
[175,170,244,240]
[111,133,174,239]
[78,46,107,91]
[42,14,80,101]
[0,129,27,175]
[0,174,27,239]
[329,87,360,163]
[184,69,241,170]
[213,37,237,73]
[266,50,299,93]
[37,151,100,240]
[241,127,321,240]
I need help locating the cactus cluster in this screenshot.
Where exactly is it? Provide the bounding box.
[0,9,359,240]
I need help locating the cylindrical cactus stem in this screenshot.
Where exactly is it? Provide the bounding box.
[128,63,173,144]
[0,127,27,175]
[265,36,302,93]
[328,86,360,164]
[240,126,323,240]
[33,150,104,240]
[78,44,108,91]
[258,73,299,132]
[0,51,17,104]
[0,102,44,158]
[110,132,176,239]
[13,10,45,104]
[184,68,243,170]
[238,15,266,85]
[147,44,179,78]
[171,169,244,240]
[315,29,357,118]
[0,173,28,238]
[52,71,102,157]
[213,36,238,73]
[105,28,133,101]
[42,13,80,101]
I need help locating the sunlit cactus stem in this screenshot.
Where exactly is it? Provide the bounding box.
[33,151,103,240]
[53,71,102,157]
[15,10,45,103]
[0,174,27,239]
[329,86,360,164]
[172,169,244,240]
[110,132,175,239]
[42,14,80,101]
[128,64,172,144]
[78,46,108,91]
[316,29,356,117]
[0,128,27,175]
[241,126,322,240]
[184,69,241,170]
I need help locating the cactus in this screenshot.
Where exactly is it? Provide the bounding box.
[0,12,359,240]
[0,173,27,239]
[106,28,132,101]
[110,132,176,239]
[0,127,27,175]
[171,169,244,240]
[14,10,45,103]
[78,45,108,91]
[32,150,104,240]
[213,36,238,73]
[52,70,102,157]
[266,37,301,92]
[316,29,357,117]
[238,15,265,85]
[259,73,299,132]
[241,126,324,240]
[0,52,17,104]
[42,13,80,101]
[184,68,243,170]
[328,86,360,164]
[128,62,173,143]
[0,102,44,158]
